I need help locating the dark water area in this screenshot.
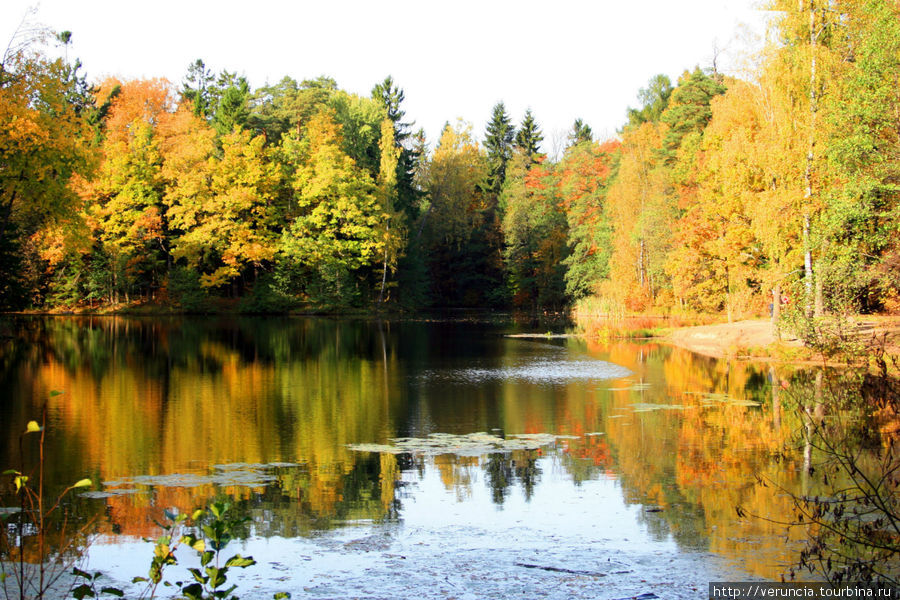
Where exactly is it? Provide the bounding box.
[0,315,817,597]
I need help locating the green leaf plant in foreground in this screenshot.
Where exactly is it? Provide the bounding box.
[96,501,289,600]
[1,396,99,600]
[2,397,287,600]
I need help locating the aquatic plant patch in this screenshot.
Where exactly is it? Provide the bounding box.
[683,391,762,407]
[348,432,579,456]
[83,462,302,497]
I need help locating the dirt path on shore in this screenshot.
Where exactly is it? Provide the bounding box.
[664,318,800,359]
[664,316,900,360]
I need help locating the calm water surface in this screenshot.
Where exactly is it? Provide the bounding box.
[0,316,810,597]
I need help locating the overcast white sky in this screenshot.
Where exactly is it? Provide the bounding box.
[3,0,770,151]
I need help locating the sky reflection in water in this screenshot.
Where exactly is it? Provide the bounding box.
[0,316,803,595]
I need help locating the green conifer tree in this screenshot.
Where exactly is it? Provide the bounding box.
[483,102,515,198]
[658,67,726,163]
[514,109,544,162]
[567,118,593,147]
[625,74,673,128]
[371,76,421,221]
[181,59,214,118]
[211,71,250,135]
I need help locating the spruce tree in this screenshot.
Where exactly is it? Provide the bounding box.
[567,118,593,147]
[371,76,420,220]
[514,109,543,162]
[372,76,411,143]
[211,71,250,135]
[483,102,515,198]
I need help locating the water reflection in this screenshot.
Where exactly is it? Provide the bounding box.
[0,316,828,582]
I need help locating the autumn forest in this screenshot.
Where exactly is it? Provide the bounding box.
[2,0,899,318]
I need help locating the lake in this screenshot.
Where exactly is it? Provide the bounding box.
[0,316,812,598]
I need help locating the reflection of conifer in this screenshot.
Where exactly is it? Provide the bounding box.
[514,454,541,501]
[484,453,515,505]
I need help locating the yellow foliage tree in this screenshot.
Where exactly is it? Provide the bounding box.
[0,38,94,262]
[280,109,384,302]
[666,80,764,319]
[605,122,672,310]
[421,120,487,246]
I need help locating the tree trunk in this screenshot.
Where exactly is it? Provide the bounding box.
[770,365,781,430]
[379,222,390,304]
[814,260,824,317]
[772,283,782,341]
[803,215,814,316]
[638,238,645,288]
[803,0,819,317]
[0,193,15,248]
[726,265,733,324]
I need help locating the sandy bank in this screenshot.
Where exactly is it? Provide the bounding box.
[664,318,803,359]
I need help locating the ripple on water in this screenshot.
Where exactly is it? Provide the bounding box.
[427,358,632,384]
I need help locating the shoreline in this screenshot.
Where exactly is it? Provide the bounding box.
[662,318,802,360]
[662,316,900,362]
[6,311,899,363]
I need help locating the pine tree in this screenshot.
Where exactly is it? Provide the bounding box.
[371,76,421,221]
[247,76,300,144]
[371,76,411,143]
[181,59,214,118]
[658,68,726,163]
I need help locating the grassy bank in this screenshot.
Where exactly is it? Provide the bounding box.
[571,295,724,341]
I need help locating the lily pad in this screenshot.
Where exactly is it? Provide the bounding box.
[607,382,652,391]
[683,391,761,407]
[348,432,573,456]
[99,462,294,491]
[630,402,690,412]
[80,488,148,499]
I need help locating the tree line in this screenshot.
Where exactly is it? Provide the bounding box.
[2,0,898,316]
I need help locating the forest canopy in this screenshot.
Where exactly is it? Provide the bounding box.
[2,0,899,317]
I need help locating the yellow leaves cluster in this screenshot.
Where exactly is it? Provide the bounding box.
[606,122,670,310]
[426,120,487,247]
[0,54,94,237]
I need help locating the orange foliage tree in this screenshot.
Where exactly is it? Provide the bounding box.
[557,139,620,300]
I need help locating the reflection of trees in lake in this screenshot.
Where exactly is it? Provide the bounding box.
[575,339,808,579]
[3,317,887,581]
[433,455,478,501]
[775,363,900,583]
[0,317,411,539]
[484,453,514,504]
[481,451,541,504]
